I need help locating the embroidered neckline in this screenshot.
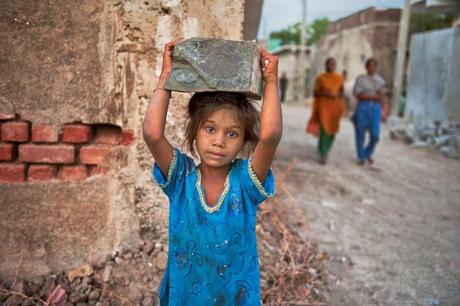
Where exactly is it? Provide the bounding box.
[195,168,230,214]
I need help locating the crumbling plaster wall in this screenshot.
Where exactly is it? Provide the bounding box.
[0,0,245,281]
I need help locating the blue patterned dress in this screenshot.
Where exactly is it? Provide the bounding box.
[152,148,275,306]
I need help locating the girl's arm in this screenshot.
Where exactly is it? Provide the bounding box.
[143,40,179,177]
[250,49,283,182]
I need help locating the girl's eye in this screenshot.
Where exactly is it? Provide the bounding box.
[228,131,237,138]
[205,126,215,133]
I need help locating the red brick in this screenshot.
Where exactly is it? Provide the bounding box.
[0,164,25,183]
[58,165,88,181]
[121,129,135,145]
[0,143,17,161]
[32,124,59,143]
[28,165,56,181]
[80,145,111,165]
[94,125,122,145]
[63,124,91,143]
[19,144,75,164]
[1,121,29,142]
[90,165,109,176]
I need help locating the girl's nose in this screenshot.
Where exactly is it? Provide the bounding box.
[212,133,225,147]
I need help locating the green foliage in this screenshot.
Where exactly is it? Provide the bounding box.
[269,22,303,45]
[269,18,331,46]
[307,18,330,45]
[410,13,458,32]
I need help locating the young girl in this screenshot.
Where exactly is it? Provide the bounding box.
[143,39,282,306]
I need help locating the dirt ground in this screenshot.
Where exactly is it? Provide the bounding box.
[274,103,460,306]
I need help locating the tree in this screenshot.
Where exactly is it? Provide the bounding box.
[269,18,331,46]
[307,18,330,45]
[269,22,303,46]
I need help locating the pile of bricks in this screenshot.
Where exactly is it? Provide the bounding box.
[0,120,134,183]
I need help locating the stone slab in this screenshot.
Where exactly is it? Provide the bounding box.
[166,38,262,100]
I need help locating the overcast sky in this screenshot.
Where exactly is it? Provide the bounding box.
[257,0,405,39]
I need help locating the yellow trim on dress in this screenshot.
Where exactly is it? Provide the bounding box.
[248,156,275,198]
[156,149,177,189]
[196,169,230,214]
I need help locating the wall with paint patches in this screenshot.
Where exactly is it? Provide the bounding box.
[0,0,253,280]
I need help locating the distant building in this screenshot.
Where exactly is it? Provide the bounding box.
[272,45,310,103]
[309,7,401,103]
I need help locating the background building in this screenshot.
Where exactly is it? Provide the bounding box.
[308,7,401,107]
[272,45,310,103]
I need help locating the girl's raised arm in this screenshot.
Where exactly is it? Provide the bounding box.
[250,49,283,182]
[143,40,180,177]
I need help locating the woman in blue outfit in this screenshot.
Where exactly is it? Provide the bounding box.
[352,58,386,165]
[142,39,282,305]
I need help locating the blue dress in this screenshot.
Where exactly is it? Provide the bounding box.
[152,148,275,306]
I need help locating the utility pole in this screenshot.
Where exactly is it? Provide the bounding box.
[391,0,411,116]
[299,0,308,102]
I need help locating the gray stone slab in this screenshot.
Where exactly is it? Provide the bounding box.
[165,38,262,100]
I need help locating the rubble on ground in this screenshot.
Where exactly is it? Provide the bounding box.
[258,160,328,305]
[388,117,460,159]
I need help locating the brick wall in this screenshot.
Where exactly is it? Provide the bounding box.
[0,0,247,281]
[328,7,401,34]
[0,117,134,183]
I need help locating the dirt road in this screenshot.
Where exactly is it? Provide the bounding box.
[274,104,460,306]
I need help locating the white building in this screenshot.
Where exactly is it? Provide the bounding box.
[272,45,310,103]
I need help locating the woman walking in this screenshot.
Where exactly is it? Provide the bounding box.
[352,58,385,165]
[306,57,345,164]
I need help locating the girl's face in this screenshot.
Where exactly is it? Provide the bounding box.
[195,106,245,169]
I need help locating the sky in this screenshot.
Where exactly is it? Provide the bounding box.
[257,0,405,39]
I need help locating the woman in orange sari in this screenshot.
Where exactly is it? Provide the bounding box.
[306,57,345,164]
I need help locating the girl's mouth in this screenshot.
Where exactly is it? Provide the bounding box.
[207,151,225,159]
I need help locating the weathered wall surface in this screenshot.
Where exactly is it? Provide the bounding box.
[273,46,310,103]
[0,1,117,125]
[0,0,246,281]
[405,27,460,125]
[309,8,400,101]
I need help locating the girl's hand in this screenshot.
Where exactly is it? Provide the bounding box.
[159,39,181,81]
[260,48,278,83]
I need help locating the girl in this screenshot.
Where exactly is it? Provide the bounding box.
[143,39,282,306]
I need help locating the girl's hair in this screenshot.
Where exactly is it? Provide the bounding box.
[185,92,260,156]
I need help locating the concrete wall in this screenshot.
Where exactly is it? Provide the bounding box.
[243,0,263,40]
[309,8,400,102]
[405,27,460,125]
[0,0,248,281]
[273,46,310,103]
